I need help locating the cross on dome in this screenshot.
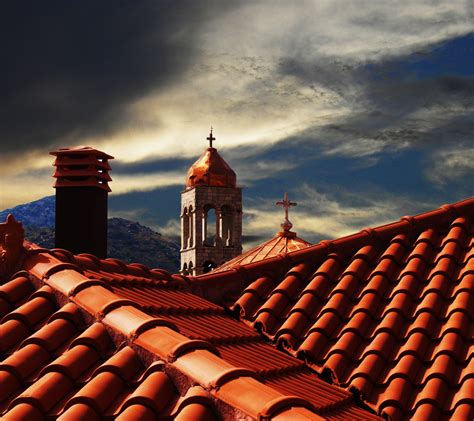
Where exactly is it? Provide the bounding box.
[276,192,297,232]
[207,127,216,148]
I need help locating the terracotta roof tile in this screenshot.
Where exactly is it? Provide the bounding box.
[44,249,381,419]
[0,271,220,420]
[1,237,381,420]
[193,197,474,420]
[10,198,469,419]
[213,231,312,273]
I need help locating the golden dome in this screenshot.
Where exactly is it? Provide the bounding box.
[186,130,236,188]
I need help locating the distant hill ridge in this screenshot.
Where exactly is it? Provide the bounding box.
[0,196,56,228]
[0,196,180,273]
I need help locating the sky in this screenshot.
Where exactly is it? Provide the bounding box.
[1,1,473,248]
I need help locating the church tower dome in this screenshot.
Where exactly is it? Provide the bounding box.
[180,129,242,276]
[185,134,236,188]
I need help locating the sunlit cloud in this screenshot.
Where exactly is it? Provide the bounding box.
[425,144,474,187]
[153,219,181,239]
[242,183,435,249]
[112,171,184,194]
[1,0,472,231]
[235,159,298,186]
[0,170,53,209]
[26,0,472,163]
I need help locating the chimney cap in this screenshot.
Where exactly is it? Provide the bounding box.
[50,146,114,160]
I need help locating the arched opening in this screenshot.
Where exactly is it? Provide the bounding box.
[182,207,189,249]
[188,261,194,276]
[203,260,216,273]
[182,262,188,275]
[188,205,194,248]
[221,205,234,246]
[203,205,217,246]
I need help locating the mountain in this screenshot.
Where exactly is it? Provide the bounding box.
[1,197,180,273]
[107,218,180,272]
[0,195,55,228]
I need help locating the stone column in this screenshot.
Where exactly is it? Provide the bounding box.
[189,209,194,248]
[195,207,203,247]
[180,211,185,250]
[215,209,222,246]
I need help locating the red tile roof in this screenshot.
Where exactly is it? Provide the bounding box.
[49,248,379,420]
[0,273,216,420]
[214,230,312,273]
[193,198,474,420]
[0,223,379,419]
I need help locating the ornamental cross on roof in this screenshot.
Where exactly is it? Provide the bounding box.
[276,192,297,232]
[207,127,216,148]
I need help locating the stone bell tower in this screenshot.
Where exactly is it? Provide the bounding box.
[181,129,242,275]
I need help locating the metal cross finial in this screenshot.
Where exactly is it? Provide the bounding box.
[276,192,297,231]
[207,127,216,148]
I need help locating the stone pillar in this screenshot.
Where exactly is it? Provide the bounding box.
[180,212,185,250]
[189,209,194,248]
[215,209,222,246]
[181,209,190,250]
[194,206,203,248]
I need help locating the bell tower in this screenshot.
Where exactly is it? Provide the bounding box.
[181,129,242,275]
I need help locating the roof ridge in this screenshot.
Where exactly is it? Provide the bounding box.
[21,245,325,420]
[194,197,474,285]
[49,248,186,286]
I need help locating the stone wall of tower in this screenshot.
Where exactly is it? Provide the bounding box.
[181,185,242,276]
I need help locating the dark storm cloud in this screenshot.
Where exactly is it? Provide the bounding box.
[0,1,234,154]
[112,155,192,175]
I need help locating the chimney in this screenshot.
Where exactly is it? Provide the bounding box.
[50,146,114,258]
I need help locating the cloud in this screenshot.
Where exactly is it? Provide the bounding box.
[3,1,472,161]
[112,171,184,194]
[425,144,474,187]
[0,169,53,209]
[0,1,238,157]
[243,183,435,247]
[153,219,181,239]
[234,159,298,186]
[205,1,473,63]
[2,1,473,214]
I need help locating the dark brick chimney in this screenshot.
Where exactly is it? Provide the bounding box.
[50,146,114,258]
